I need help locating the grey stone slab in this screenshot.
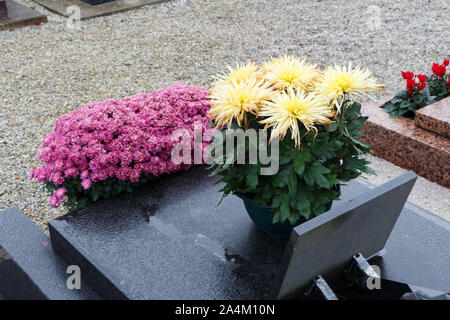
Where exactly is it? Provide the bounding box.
[0,1,47,31]
[274,172,417,299]
[35,0,171,19]
[0,207,99,300]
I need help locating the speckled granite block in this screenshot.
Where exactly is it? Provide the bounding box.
[415,97,450,138]
[361,97,450,188]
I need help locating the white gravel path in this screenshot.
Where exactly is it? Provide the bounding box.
[0,0,449,236]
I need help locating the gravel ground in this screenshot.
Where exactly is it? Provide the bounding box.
[0,0,449,241]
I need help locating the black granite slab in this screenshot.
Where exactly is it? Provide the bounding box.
[50,167,291,299]
[47,166,450,300]
[0,207,99,300]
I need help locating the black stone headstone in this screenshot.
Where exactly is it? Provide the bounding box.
[273,172,417,299]
[0,1,7,18]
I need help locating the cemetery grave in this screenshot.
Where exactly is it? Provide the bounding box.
[0,167,449,299]
[34,0,172,19]
[0,0,449,303]
[361,84,450,187]
[0,0,47,30]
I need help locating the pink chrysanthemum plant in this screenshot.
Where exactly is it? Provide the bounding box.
[30,83,211,211]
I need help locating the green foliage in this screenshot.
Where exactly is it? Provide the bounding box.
[427,77,449,100]
[43,174,155,212]
[209,100,374,226]
[383,75,449,119]
[382,90,426,118]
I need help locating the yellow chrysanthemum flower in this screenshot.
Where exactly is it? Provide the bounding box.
[209,79,273,128]
[212,62,260,87]
[259,89,334,148]
[263,55,320,91]
[315,63,384,111]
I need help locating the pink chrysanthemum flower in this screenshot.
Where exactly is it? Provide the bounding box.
[30,83,211,208]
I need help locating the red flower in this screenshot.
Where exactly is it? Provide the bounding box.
[417,74,427,83]
[407,78,415,95]
[446,77,450,86]
[406,78,415,89]
[443,59,449,67]
[432,63,446,78]
[401,71,414,80]
[416,81,426,91]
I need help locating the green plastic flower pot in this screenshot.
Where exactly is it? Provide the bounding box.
[239,185,340,238]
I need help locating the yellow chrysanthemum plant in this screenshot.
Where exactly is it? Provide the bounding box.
[207,56,382,238]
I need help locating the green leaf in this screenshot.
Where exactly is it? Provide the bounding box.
[288,211,300,225]
[279,167,291,185]
[91,190,100,201]
[391,96,404,104]
[326,174,340,186]
[397,90,408,99]
[288,168,297,196]
[389,109,402,118]
[346,101,361,117]
[271,176,285,188]
[383,102,396,113]
[246,169,258,189]
[327,122,338,132]
[304,162,331,188]
[304,167,315,186]
[272,210,281,224]
[272,194,283,208]
[348,117,367,129]
[296,191,311,219]
[399,101,411,109]
[279,197,290,223]
[313,162,331,188]
[293,153,306,175]
[315,173,331,189]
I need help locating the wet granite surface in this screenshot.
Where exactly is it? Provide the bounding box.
[49,167,450,299]
[50,167,289,299]
[361,97,450,187]
[415,97,450,138]
[49,166,369,299]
